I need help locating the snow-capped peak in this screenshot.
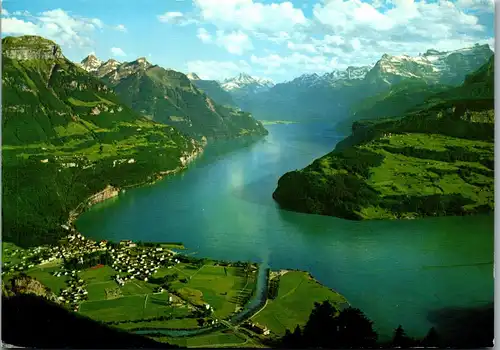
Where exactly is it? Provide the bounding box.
[367,43,493,85]
[221,73,274,93]
[80,54,102,72]
[285,66,372,87]
[187,72,201,80]
[133,57,151,67]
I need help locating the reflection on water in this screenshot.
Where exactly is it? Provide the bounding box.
[77,123,494,339]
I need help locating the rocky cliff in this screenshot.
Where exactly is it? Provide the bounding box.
[87,185,120,206]
[2,36,63,61]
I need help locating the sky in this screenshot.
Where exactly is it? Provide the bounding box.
[1,0,495,83]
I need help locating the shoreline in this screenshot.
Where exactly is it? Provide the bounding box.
[270,269,351,308]
[67,146,204,229]
[66,129,269,230]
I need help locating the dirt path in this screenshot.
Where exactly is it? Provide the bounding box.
[278,279,304,300]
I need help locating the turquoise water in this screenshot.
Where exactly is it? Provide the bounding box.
[77,123,494,339]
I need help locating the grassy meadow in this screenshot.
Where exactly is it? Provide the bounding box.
[252,271,347,336]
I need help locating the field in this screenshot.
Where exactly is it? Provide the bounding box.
[25,266,69,293]
[114,316,197,331]
[252,271,347,336]
[75,262,255,324]
[169,264,256,319]
[274,122,494,221]
[153,330,249,348]
[357,132,494,219]
[2,242,25,265]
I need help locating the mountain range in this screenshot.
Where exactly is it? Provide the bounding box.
[273,55,494,220]
[186,72,274,109]
[186,72,238,108]
[79,55,267,141]
[194,44,492,125]
[364,44,493,86]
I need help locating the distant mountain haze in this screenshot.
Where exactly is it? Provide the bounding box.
[219,44,493,124]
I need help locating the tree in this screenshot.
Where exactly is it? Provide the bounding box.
[421,327,440,347]
[280,302,378,349]
[281,325,303,349]
[392,325,413,348]
[336,307,378,348]
[302,300,339,348]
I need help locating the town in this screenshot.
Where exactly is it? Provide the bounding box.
[2,232,184,313]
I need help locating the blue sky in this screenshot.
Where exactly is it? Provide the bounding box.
[1,0,495,82]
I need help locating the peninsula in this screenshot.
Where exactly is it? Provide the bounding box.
[273,57,494,221]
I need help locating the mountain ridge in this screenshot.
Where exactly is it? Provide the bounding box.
[236,43,493,123]
[77,55,267,140]
[272,56,494,221]
[2,35,203,247]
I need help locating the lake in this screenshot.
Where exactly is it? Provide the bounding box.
[77,122,494,339]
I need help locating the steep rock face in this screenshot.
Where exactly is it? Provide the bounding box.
[7,275,59,303]
[94,59,121,77]
[87,185,120,206]
[2,36,63,61]
[103,57,155,84]
[80,54,102,72]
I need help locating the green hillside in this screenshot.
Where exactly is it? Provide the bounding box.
[100,60,267,140]
[2,36,201,247]
[335,80,452,133]
[190,79,238,108]
[273,57,494,221]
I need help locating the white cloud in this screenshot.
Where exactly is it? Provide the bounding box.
[12,10,31,16]
[287,41,317,54]
[197,28,254,55]
[215,30,253,55]
[1,8,9,16]
[2,17,38,35]
[2,8,103,48]
[193,0,308,33]
[157,11,197,25]
[114,24,127,32]
[110,47,126,57]
[186,59,252,80]
[251,52,340,76]
[269,0,494,70]
[158,11,183,22]
[266,31,291,44]
[197,28,212,43]
[312,0,486,36]
[455,0,494,12]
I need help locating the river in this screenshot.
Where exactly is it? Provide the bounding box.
[76,122,494,339]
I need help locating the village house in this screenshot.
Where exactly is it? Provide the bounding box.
[244,322,271,336]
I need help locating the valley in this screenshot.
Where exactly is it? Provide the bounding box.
[80,56,267,141]
[0,21,495,349]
